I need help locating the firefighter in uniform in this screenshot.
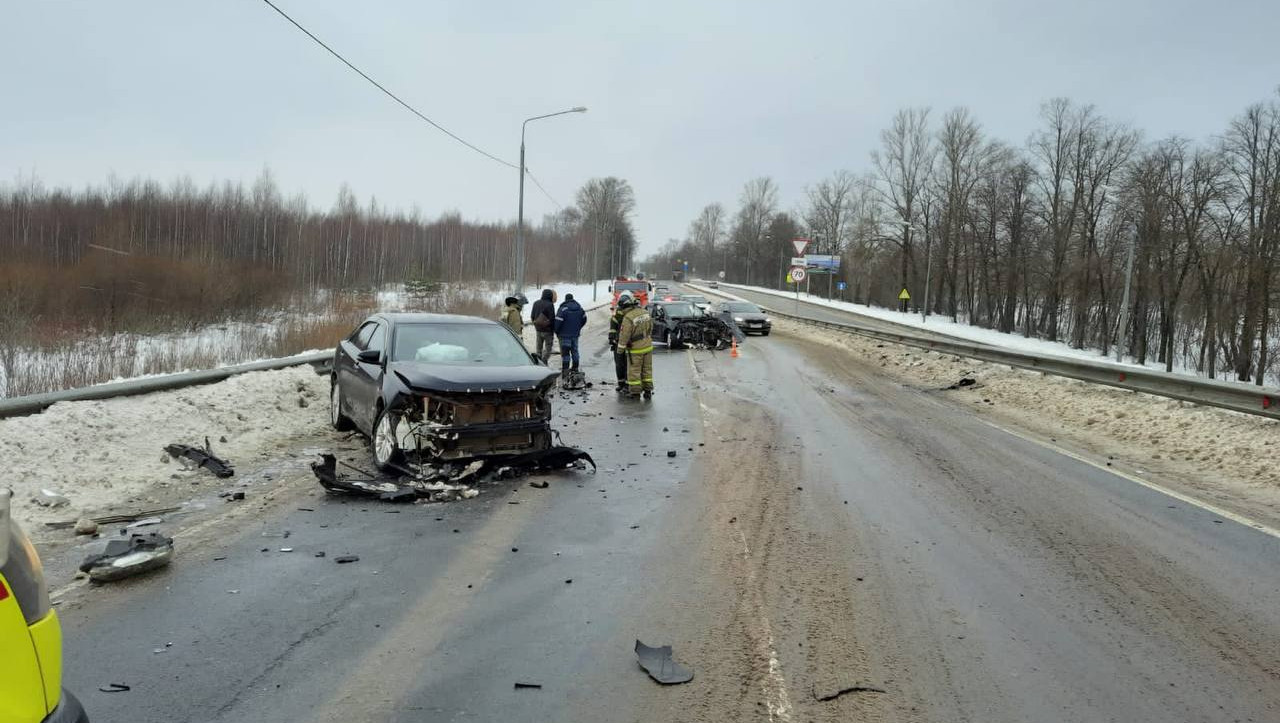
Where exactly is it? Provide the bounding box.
[607,293,631,392]
[615,293,654,399]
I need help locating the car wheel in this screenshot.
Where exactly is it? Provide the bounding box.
[761,330,770,336]
[372,407,404,471]
[330,381,354,431]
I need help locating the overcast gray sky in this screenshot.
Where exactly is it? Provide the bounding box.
[4,0,1278,255]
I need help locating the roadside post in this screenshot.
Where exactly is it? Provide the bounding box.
[898,287,910,313]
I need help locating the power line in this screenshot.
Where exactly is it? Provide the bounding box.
[261,0,517,169]
[525,170,563,211]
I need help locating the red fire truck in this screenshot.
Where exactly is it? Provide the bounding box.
[611,277,650,308]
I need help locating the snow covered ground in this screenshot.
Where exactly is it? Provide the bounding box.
[1,280,595,399]
[2,364,333,539]
[707,281,1272,387]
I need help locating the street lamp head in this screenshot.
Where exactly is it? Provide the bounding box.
[571,106,588,113]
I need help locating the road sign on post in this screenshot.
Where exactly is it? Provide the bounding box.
[790,267,806,283]
[791,238,810,256]
[718,270,725,279]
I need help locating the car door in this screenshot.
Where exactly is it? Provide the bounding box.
[350,321,388,431]
[335,321,374,423]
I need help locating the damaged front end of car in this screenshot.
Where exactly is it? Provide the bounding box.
[384,368,559,464]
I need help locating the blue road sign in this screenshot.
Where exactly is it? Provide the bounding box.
[836,281,847,291]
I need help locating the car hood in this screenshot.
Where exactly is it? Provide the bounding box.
[389,361,558,393]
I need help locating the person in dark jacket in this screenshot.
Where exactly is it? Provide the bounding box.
[530,289,557,362]
[553,293,587,373]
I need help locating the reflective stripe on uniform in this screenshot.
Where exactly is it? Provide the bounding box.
[627,345,654,354]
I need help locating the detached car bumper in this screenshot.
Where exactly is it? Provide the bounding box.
[44,690,89,723]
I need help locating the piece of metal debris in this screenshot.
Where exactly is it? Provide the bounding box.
[529,481,549,489]
[125,517,164,529]
[164,442,234,478]
[98,683,131,693]
[943,377,977,391]
[79,532,174,583]
[34,489,70,508]
[513,682,543,690]
[814,681,887,701]
[634,640,693,684]
[335,555,360,564]
[46,506,183,530]
[312,454,419,502]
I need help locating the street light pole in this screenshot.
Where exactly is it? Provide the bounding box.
[515,106,586,293]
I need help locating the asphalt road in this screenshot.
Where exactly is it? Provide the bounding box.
[57,293,1280,723]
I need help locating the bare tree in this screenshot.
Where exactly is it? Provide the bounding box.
[873,107,936,302]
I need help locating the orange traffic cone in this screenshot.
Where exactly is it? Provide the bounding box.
[730,338,740,359]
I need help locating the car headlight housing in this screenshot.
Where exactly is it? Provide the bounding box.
[734,316,745,323]
[763,317,771,324]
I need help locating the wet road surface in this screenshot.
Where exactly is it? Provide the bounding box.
[58,297,1280,723]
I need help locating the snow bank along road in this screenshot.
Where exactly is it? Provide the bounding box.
[25,292,1280,722]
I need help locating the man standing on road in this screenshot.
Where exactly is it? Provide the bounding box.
[615,293,654,399]
[501,296,524,339]
[553,293,587,375]
[531,288,557,362]
[607,293,630,392]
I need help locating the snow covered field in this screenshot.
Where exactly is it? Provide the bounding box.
[0,280,591,400]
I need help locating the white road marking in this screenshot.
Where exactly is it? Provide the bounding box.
[978,418,1280,541]
[733,528,793,722]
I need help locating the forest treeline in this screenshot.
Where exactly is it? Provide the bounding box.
[0,170,638,336]
[646,92,1280,384]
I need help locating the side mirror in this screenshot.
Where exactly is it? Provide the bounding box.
[357,349,382,364]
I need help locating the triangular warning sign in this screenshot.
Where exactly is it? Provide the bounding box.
[791,238,809,256]
[898,288,911,300]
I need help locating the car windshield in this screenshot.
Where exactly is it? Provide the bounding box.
[661,302,699,317]
[616,282,647,292]
[726,302,761,313]
[391,323,533,365]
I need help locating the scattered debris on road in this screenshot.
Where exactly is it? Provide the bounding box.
[529,481,550,489]
[98,683,131,693]
[45,505,183,530]
[165,440,234,478]
[74,517,99,536]
[334,555,360,564]
[33,489,71,508]
[311,446,594,504]
[943,376,978,391]
[79,531,174,583]
[635,640,694,684]
[312,454,420,502]
[513,682,543,690]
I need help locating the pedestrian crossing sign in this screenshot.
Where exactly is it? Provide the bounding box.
[898,288,911,300]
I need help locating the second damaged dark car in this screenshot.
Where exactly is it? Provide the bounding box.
[331,313,559,471]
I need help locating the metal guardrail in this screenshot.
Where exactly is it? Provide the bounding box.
[688,282,1280,421]
[0,352,332,420]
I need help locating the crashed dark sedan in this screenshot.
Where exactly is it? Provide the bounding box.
[330,313,559,470]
